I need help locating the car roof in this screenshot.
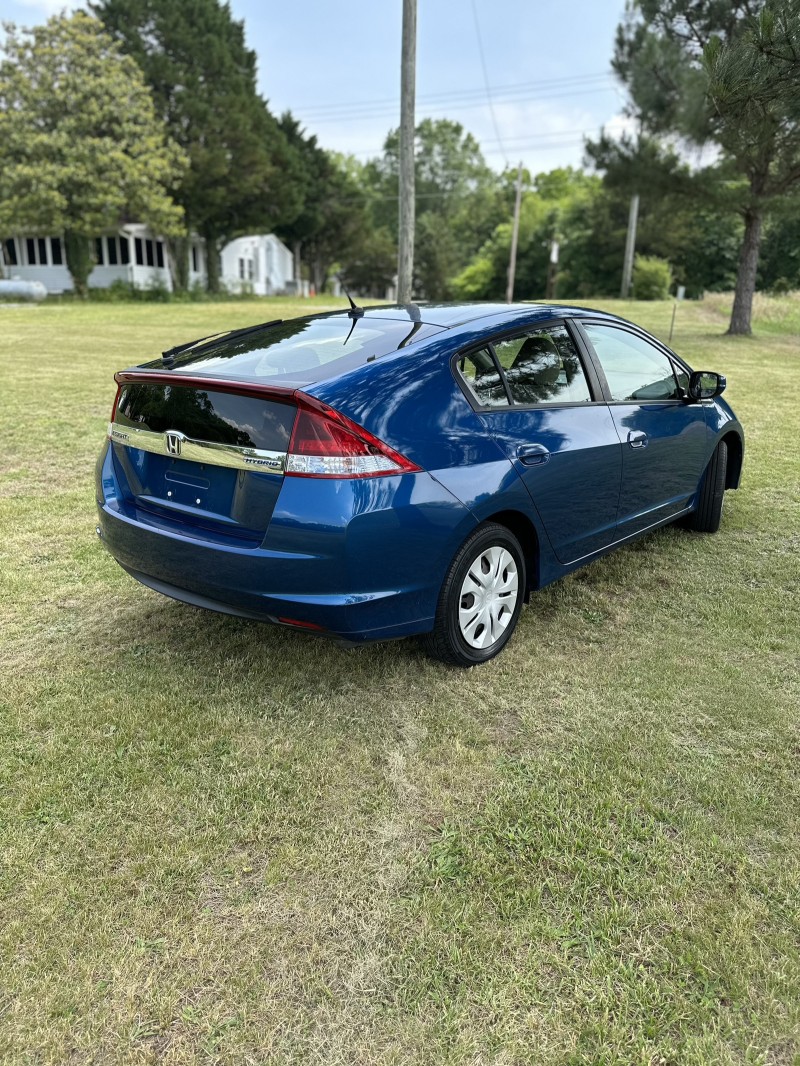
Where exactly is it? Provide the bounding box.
[128,302,640,389]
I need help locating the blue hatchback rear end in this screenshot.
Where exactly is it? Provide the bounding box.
[96,308,484,642]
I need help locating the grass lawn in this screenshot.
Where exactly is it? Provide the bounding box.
[1,293,798,1065]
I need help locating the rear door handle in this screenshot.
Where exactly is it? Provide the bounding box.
[517,444,550,466]
[627,431,648,449]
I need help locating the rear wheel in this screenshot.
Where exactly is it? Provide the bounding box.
[684,440,728,533]
[422,523,526,667]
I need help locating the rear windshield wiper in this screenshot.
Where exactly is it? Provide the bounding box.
[162,319,283,364]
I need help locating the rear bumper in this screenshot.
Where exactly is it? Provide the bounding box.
[96,444,476,642]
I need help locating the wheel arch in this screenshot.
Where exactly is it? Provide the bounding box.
[481,508,540,598]
[721,430,743,489]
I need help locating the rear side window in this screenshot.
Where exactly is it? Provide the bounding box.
[583,324,680,402]
[494,324,592,405]
[456,348,508,408]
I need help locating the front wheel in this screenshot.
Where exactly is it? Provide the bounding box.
[422,523,526,667]
[684,440,728,533]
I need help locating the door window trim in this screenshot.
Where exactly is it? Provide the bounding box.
[452,317,607,413]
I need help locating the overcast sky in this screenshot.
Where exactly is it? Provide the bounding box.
[4,0,636,174]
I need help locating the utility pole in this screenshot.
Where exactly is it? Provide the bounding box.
[397,0,417,305]
[506,161,523,303]
[620,192,639,298]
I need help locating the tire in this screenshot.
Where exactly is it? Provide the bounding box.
[684,440,728,533]
[422,522,526,667]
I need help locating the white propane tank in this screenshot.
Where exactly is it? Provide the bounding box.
[0,279,48,302]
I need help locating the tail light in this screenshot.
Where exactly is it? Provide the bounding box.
[107,386,122,435]
[286,394,421,478]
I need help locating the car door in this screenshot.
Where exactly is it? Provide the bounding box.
[578,321,710,539]
[455,321,622,565]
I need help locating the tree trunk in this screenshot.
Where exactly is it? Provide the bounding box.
[167,235,190,293]
[293,240,302,286]
[727,206,762,336]
[313,253,325,294]
[204,232,221,293]
[64,231,93,298]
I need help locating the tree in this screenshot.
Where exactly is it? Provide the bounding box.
[612,0,800,333]
[364,119,507,299]
[272,120,373,294]
[704,4,800,331]
[93,0,301,291]
[0,12,186,296]
[585,134,743,296]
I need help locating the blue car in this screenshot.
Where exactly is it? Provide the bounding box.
[96,302,744,665]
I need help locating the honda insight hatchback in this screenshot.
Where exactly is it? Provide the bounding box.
[96,302,744,666]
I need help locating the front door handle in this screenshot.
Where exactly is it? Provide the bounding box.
[627,431,648,449]
[517,444,550,466]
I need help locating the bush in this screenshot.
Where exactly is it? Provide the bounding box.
[633,255,672,300]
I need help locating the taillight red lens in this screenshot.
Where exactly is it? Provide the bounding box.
[107,386,122,435]
[286,395,421,478]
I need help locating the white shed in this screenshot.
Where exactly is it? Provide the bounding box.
[219,234,294,296]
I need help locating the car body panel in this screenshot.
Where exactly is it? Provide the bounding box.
[605,401,711,537]
[477,405,623,564]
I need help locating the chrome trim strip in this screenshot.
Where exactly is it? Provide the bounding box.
[108,422,286,473]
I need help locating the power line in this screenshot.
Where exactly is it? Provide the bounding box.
[347,124,629,160]
[293,71,614,117]
[302,83,618,125]
[470,0,507,166]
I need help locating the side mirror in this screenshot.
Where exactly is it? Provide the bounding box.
[688,370,726,401]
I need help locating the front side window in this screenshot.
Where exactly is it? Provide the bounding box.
[583,324,680,402]
[493,324,592,405]
[456,348,508,408]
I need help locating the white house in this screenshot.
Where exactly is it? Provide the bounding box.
[219,234,295,296]
[0,226,293,295]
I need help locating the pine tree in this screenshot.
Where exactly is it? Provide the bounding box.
[612,0,800,334]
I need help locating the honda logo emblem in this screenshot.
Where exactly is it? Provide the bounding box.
[165,431,183,456]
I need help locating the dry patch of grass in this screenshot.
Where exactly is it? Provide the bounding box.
[1,296,798,1064]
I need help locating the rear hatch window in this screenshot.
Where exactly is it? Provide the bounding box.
[144,314,444,384]
[110,382,295,545]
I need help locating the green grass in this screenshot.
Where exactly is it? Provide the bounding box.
[0,293,798,1065]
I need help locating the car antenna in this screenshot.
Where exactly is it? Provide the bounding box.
[338,278,364,345]
[338,278,364,320]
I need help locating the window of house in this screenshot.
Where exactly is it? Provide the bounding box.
[50,238,63,265]
[145,239,155,267]
[247,258,255,280]
[135,238,144,266]
[3,239,19,267]
[239,257,246,280]
[95,238,105,266]
[493,324,592,405]
[106,237,118,266]
[156,241,165,269]
[191,245,198,273]
[120,238,130,265]
[582,324,681,402]
[24,238,52,266]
